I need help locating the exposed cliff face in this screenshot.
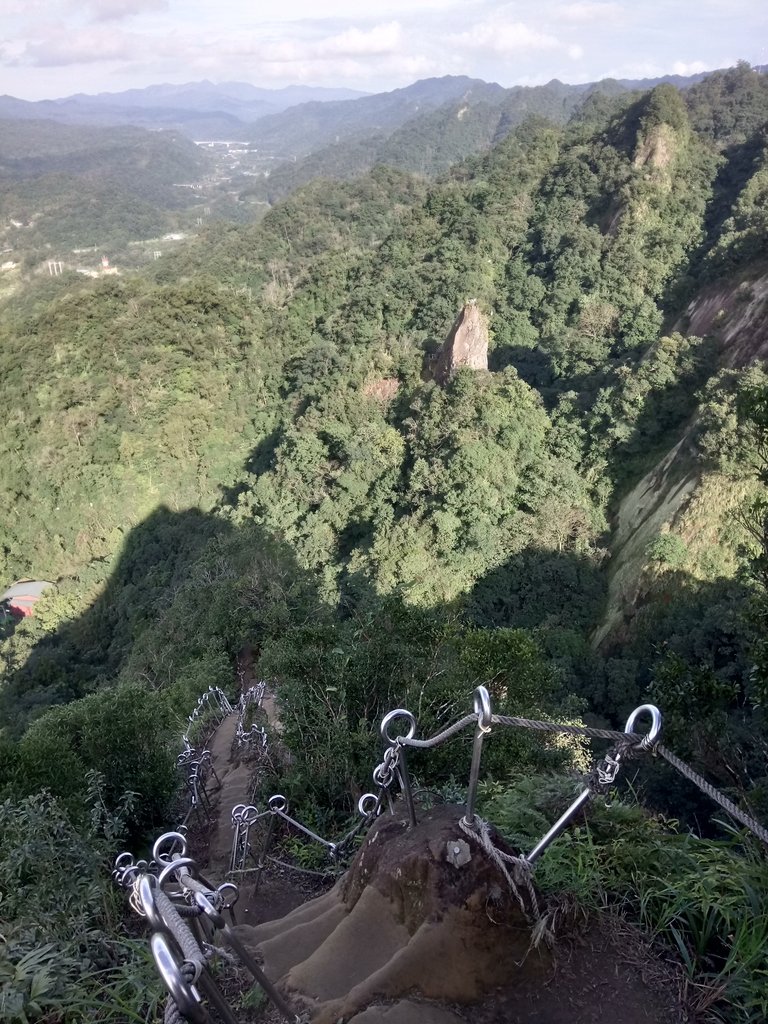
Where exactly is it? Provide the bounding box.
[593,435,699,649]
[633,122,677,174]
[679,273,768,367]
[433,301,489,384]
[595,271,768,650]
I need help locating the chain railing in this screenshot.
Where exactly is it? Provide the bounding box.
[228,793,375,891]
[182,687,234,752]
[174,687,233,832]
[176,748,220,831]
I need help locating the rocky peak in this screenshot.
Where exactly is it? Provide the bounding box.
[434,301,489,384]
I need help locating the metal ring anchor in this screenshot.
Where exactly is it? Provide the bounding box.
[269,794,288,813]
[380,708,416,744]
[524,703,664,866]
[463,686,493,826]
[379,710,418,826]
[232,804,261,827]
[153,831,188,863]
[137,873,165,932]
[474,686,492,733]
[358,792,380,817]
[215,882,239,910]
[626,703,662,750]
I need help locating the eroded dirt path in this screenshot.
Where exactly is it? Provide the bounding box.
[205,712,250,874]
[195,695,323,929]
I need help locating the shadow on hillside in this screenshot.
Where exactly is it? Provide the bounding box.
[0,506,229,738]
[665,132,767,313]
[465,547,606,632]
[489,344,555,391]
[2,484,761,837]
[219,427,282,506]
[2,507,611,744]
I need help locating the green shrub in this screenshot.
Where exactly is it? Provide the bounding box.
[14,683,177,832]
[646,532,689,569]
[0,788,159,1023]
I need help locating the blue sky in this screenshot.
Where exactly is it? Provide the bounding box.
[1,0,766,100]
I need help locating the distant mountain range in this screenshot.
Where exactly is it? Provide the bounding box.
[0,81,368,139]
[247,77,592,202]
[2,69,765,147]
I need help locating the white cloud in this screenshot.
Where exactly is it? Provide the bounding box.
[316,22,403,57]
[11,19,406,73]
[214,22,404,67]
[602,56,726,82]
[234,51,439,84]
[0,0,765,100]
[601,60,665,80]
[451,20,568,57]
[1,1,47,13]
[671,60,709,75]
[79,0,169,21]
[22,26,144,66]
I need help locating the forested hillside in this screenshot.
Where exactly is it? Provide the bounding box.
[0,120,212,254]
[245,77,596,203]
[1,62,768,1022]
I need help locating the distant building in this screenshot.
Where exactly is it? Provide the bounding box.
[1,580,54,618]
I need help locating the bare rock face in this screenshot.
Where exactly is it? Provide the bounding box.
[232,805,547,1023]
[633,123,676,172]
[433,302,489,385]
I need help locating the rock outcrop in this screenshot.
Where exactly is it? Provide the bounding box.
[232,804,546,1023]
[433,301,489,384]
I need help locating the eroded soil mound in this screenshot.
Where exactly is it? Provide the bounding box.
[234,805,550,1023]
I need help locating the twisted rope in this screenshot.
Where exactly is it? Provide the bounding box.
[154,888,206,980]
[266,855,337,879]
[492,714,768,847]
[163,962,197,1024]
[656,744,768,846]
[459,816,540,919]
[397,713,477,748]
[492,714,638,744]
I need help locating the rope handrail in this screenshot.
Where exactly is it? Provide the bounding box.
[384,694,768,851]
[114,833,303,1024]
[655,743,768,846]
[491,714,641,744]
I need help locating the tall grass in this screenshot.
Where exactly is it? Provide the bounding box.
[480,774,768,1022]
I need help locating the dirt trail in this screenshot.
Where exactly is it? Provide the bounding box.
[205,712,251,874]
[195,701,321,928]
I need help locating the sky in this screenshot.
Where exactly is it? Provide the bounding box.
[1,0,766,101]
